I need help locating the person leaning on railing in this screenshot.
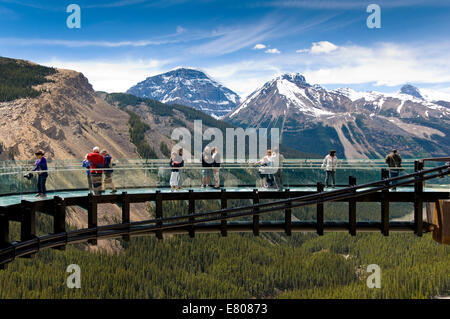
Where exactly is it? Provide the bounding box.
[32,150,48,197]
[255,150,275,188]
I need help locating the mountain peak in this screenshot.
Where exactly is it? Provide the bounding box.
[158,67,211,80]
[276,73,309,86]
[126,68,240,117]
[400,84,423,99]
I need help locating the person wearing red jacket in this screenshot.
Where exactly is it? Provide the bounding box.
[86,146,105,195]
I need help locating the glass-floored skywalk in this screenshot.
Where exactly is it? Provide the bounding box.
[1,158,448,208]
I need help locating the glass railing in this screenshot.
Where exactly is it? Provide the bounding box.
[1,158,447,200]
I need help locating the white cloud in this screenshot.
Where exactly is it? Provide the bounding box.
[253,43,267,50]
[35,41,450,101]
[176,25,186,34]
[265,48,281,54]
[205,41,450,97]
[420,87,450,102]
[310,41,339,54]
[301,42,450,87]
[297,41,338,54]
[39,59,170,93]
[189,19,281,56]
[189,14,334,56]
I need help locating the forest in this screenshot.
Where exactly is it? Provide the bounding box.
[0,199,448,299]
[0,57,56,102]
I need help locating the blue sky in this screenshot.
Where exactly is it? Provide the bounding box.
[1,0,450,99]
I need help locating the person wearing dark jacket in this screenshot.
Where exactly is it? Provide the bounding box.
[201,146,213,188]
[211,147,221,189]
[175,148,184,189]
[170,152,184,191]
[101,150,116,194]
[385,149,402,190]
[32,150,48,197]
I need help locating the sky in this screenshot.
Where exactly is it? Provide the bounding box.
[1,0,450,99]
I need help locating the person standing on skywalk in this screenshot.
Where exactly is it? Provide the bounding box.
[86,146,105,195]
[32,150,48,197]
[385,149,402,191]
[321,150,338,188]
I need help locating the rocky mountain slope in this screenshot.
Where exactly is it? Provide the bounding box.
[103,92,312,160]
[0,57,145,253]
[226,74,450,158]
[126,68,240,118]
[0,57,138,160]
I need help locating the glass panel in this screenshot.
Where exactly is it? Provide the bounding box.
[0,159,448,208]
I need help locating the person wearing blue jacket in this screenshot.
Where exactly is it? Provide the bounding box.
[32,150,48,197]
[101,150,117,194]
[82,154,93,194]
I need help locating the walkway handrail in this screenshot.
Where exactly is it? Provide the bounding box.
[1,162,449,265]
[111,162,450,229]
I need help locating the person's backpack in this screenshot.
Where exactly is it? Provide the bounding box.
[104,155,112,168]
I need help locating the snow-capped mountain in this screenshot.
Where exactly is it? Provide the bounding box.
[226,75,450,159]
[333,84,450,119]
[126,68,240,118]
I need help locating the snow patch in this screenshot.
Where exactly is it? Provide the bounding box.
[276,79,334,117]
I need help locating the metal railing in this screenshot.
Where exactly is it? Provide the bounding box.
[1,161,449,267]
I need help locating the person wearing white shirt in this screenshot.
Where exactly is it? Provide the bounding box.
[256,150,275,188]
[271,148,284,190]
[321,150,338,188]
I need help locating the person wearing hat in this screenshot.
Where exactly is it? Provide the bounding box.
[32,150,48,197]
[86,146,105,195]
[321,150,338,188]
[385,149,402,191]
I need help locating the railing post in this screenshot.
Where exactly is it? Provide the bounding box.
[155,190,163,240]
[380,169,390,236]
[121,192,130,242]
[87,193,98,245]
[414,161,424,236]
[20,200,36,258]
[188,190,195,238]
[316,182,324,236]
[0,213,9,269]
[53,196,66,250]
[284,189,292,236]
[0,213,9,246]
[220,189,227,237]
[348,176,357,236]
[253,189,260,236]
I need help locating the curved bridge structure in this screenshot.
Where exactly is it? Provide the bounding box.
[1,160,449,269]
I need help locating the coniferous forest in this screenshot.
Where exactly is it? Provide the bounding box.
[0,57,56,102]
[0,201,448,299]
